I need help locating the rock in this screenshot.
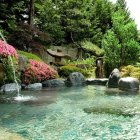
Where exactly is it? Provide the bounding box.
[0,63,5,85]
[0,83,21,94]
[0,127,25,140]
[86,78,108,85]
[65,72,85,86]
[118,77,139,91]
[42,79,65,88]
[18,55,28,71]
[26,83,42,90]
[107,68,120,88]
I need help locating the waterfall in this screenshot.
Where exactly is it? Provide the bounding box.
[0,32,20,96]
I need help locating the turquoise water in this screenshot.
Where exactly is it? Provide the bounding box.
[1,85,140,140]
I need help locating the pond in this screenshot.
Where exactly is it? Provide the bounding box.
[0,85,140,140]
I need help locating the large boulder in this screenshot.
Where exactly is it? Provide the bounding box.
[65,72,85,86]
[118,77,139,91]
[42,79,65,88]
[0,83,21,94]
[107,68,120,88]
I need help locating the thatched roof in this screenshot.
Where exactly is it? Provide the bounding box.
[46,49,71,59]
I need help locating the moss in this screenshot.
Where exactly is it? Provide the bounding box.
[120,65,140,80]
[17,50,43,62]
[58,65,91,78]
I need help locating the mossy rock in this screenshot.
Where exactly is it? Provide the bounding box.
[17,50,43,62]
[58,65,91,78]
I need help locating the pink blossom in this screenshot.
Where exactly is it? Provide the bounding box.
[21,59,57,84]
[0,40,18,58]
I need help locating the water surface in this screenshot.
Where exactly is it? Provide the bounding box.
[0,85,140,140]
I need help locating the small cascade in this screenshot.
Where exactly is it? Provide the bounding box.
[14,95,37,102]
[0,32,20,96]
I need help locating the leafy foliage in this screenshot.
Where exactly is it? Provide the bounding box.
[0,0,140,80]
[81,41,104,56]
[102,6,140,76]
[35,0,113,46]
[120,65,140,80]
[68,57,95,66]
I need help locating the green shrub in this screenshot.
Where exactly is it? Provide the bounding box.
[68,57,95,65]
[81,41,104,56]
[17,50,42,62]
[58,65,91,78]
[120,65,140,80]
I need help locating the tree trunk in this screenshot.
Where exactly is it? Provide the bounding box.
[29,0,35,27]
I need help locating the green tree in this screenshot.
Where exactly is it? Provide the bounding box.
[102,9,140,76]
[35,0,114,46]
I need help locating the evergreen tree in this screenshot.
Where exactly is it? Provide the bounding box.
[102,7,140,76]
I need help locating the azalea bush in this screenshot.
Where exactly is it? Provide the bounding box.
[0,40,19,83]
[0,40,18,58]
[21,59,57,84]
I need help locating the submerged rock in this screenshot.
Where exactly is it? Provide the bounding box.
[83,107,134,117]
[118,77,139,91]
[0,127,25,140]
[42,79,65,88]
[65,72,85,86]
[106,68,120,88]
[0,83,21,94]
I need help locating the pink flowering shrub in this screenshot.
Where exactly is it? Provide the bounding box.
[0,40,18,58]
[21,59,57,84]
